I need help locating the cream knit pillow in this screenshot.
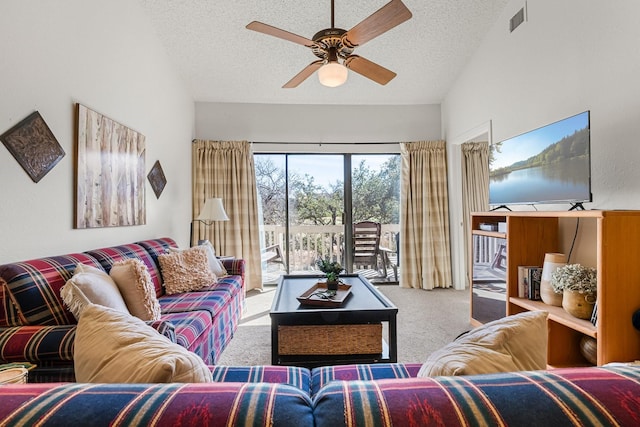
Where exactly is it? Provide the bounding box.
[169,241,227,278]
[109,258,162,321]
[74,304,211,383]
[158,246,216,294]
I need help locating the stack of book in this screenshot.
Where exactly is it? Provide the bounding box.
[518,266,543,300]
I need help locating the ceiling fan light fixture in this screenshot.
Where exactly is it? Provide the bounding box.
[318,61,348,87]
[247,0,412,88]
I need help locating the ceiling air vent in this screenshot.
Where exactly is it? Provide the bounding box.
[510,6,526,32]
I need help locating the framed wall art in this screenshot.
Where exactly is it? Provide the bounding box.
[0,111,65,183]
[147,160,167,199]
[75,103,146,228]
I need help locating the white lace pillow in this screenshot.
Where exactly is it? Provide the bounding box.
[60,263,129,319]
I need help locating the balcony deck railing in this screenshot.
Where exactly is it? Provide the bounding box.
[261,223,399,275]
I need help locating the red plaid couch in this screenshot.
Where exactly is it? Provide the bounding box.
[0,238,245,382]
[1,364,639,426]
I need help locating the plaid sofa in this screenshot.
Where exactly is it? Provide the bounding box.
[0,238,245,382]
[1,364,639,426]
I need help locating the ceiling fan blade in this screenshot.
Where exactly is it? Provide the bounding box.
[246,21,316,48]
[283,60,324,88]
[343,0,412,48]
[344,55,396,85]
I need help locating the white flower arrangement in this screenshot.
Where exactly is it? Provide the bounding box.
[550,263,597,294]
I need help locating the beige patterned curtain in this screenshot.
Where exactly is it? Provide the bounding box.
[192,140,262,291]
[461,142,490,288]
[400,141,452,289]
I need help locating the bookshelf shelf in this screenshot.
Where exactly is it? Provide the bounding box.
[509,297,596,338]
[473,230,506,239]
[471,210,640,367]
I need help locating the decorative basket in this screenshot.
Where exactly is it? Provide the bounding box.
[562,289,596,319]
[278,324,382,355]
[0,367,28,384]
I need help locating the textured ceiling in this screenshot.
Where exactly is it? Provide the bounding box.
[138,0,509,105]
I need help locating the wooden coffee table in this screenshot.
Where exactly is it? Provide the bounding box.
[270,274,398,367]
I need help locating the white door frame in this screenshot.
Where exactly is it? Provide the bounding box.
[448,121,492,290]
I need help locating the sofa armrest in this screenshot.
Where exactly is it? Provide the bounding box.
[0,325,76,363]
[222,258,245,278]
[0,319,176,365]
[146,319,177,343]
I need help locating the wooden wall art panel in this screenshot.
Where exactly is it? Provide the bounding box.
[75,104,146,228]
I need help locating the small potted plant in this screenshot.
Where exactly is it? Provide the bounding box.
[551,263,597,319]
[316,258,344,291]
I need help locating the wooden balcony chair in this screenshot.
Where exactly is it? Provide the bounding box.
[261,244,287,269]
[353,221,382,272]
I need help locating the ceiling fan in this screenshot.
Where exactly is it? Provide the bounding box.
[246,0,412,88]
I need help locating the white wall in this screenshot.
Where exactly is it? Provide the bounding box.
[196,103,441,143]
[443,0,640,287]
[0,0,194,263]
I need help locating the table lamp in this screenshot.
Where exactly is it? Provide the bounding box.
[190,198,229,246]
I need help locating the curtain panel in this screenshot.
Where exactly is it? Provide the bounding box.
[192,140,262,291]
[400,141,452,290]
[461,141,490,288]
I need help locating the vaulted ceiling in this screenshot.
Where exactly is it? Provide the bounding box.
[138,0,510,105]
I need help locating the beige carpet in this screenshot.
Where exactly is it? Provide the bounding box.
[217,284,471,366]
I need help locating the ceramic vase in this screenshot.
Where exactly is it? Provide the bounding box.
[540,253,567,306]
[579,336,598,365]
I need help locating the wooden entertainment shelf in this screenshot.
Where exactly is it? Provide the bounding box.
[470,210,640,367]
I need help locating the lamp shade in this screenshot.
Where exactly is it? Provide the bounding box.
[318,62,348,87]
[196,198,229,222]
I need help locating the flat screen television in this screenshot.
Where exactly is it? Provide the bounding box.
[489,111,591,209]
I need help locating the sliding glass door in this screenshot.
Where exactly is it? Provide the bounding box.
[255,153,399,285]
[351,155,400,280]
[288,155,345,275]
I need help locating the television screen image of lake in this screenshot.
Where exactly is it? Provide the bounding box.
[490,157,590,205]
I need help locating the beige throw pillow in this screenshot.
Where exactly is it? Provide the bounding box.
[200,241,227,277]
[418,310,548,377]
[74,304,212,383]
[109,258,162,321]
[60,263,129,319]
[158,246,216,294]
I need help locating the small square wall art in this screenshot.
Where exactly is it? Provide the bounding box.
[147,160,167,199]
[0,111,65,183]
